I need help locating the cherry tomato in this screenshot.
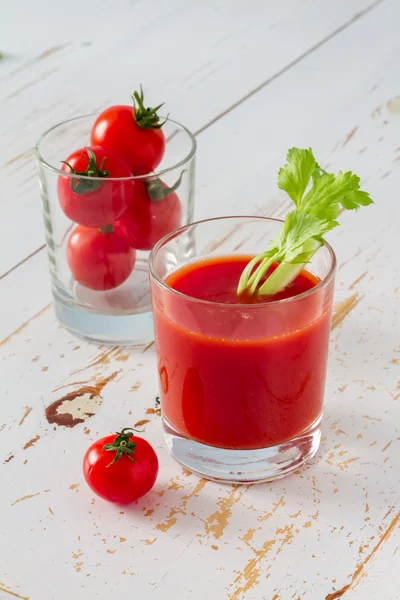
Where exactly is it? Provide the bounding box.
[58,146,134,228]
[83,428,159,504]
[67,225,136,291]
[114,177,182,251]
[90,87,166,175]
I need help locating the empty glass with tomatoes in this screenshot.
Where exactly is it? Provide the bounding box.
[36,101,196,344]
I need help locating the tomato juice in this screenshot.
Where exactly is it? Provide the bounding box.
[152,255,333,450]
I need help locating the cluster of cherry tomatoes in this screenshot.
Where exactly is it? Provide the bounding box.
[58,88,182,291]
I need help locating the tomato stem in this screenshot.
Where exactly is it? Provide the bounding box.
[145,170,185,202]
[132,85,167,130]
[100,224,114,234]
[103,428,141,467]
[62,147,109,195]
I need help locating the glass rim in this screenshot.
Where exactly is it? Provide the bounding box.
[149,215,337,310]
[35,113,197,181]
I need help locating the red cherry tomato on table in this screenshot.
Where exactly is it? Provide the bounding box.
[114,177,182,251]
[90,87,166,175]
[67,225,136,291]
[57,146,133,228]
[83,428,159,504]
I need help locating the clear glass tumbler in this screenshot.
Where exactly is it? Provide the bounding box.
[36,115,196,345]
[149,216,336,483]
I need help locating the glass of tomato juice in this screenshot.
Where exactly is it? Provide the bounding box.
[36,115,196,345]
[149,216,336,483]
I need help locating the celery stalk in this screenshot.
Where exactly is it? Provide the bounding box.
[258,239,321,296]
[237,147,373,298]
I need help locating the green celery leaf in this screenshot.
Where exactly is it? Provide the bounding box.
[301,170,373,219]
[312,163,327,184]
[270,210,333,263]
[278,148,317,207]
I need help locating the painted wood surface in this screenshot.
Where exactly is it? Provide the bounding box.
[1,1,399,599]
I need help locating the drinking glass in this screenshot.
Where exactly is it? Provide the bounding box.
[36,115,196,345]
[149,216,336,483]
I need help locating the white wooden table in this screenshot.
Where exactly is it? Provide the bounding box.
[1,1,399,598]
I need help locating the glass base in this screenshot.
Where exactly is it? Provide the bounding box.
[163,416,321,484]
[52,257,154,345]
[54,300,154,345]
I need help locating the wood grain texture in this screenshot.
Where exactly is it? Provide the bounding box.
[1,0,400,599]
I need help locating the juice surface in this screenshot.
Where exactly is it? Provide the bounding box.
[167,255,318,304]
[153,256,332,450]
